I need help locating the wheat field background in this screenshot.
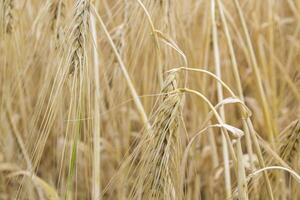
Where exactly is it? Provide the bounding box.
[1,0,300,199]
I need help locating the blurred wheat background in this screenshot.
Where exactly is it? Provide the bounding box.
[1,0,300,199]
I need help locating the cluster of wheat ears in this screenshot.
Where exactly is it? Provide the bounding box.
[0,0,300,199]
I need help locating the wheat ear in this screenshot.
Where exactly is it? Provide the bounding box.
[129,72,183,200]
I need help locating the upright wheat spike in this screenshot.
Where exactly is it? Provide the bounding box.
[49,0,65,41]
[63,1,90,199]
[58,0,90,174]
[68,0,89,75]
[128,72,182,200]
[2,0,13,34]
[50,0,64,30]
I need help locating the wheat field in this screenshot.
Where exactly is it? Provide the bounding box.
[1,0,300,199]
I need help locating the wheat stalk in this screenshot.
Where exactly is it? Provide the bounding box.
[62,1,90,199]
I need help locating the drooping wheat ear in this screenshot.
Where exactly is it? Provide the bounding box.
[247,120,300,200]
[129,72,183,200]
[278,120,300,165]
[255,120,300,198]
[68,0,89,74]
[3,0,13,34]
[274,120,300,199]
